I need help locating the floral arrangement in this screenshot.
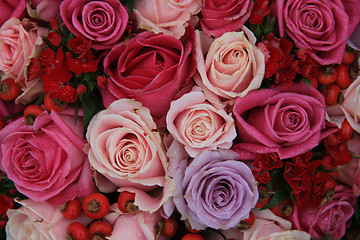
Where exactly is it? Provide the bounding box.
[0,0,360,239]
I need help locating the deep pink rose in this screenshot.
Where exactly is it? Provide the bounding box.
[0,0,26,27]
[86,99,175,213]
[0,18,48,104]
[26,0,62,22]
[273,0,360,65]
[102,28,196,123]
[134,0,202,38]
[199,0,253,37]
[60,0,128,50]
[290,185,356,239]
[166,86,236,157]
[233,82,336,159]
[0,110,94,206]
[6,199,92,240]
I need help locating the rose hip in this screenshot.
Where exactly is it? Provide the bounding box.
[117,191,138,213]
[23,105,45,125]
[67,222,90,240]
[238,211,255,230]
[156,215,178,238]
[0,78,21,101]
[317,65,337,85]
[83,193,110,219]
[88,220,112,239]
[338,118,353,142]
[270,198,293,218]
[181,233,205,240]
[322,84,342,106]
[61,198,82,220]
[342,49,356,65]
[44,92,67,112]
[335,64,352,89]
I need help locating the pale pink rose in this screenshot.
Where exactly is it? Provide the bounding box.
[0,0,26,27]
[134,0,202,38]
[26,0,62,22]
[166,86,236,157]
[86,99,175,213]
[194,28,265,107]
[0,18,47,104]
[290,185,356,240]
[0,110,94,206]
[199,0,253,38]
[273,0,360,65]
[6,199,92,240]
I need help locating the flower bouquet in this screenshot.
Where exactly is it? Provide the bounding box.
[0,0,360,239]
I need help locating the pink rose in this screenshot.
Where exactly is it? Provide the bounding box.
[233,82,336,159]
[290,185,356,239]
[273,0,360,65]
[86,99,175,213]
[134,0,202,38]
[102,28,196,123]
[194,28,265,107]
[0,110,94,206]
[0,0,26,27]
[60,0,128,50]
[349,23,360,50]
[166,86,236,157]
[0,18,48,104]
[26,0,62,22]
[199,0,253,37]
[6,199,92,240]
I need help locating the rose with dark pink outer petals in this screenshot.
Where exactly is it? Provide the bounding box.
[0,0,26,27]
[26,0,63,22]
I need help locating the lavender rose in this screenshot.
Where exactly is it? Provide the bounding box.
[199,0,253,37]
[0,110,94,206]
[273,0,360,65]
[172,148,258,230]
[233,82,336,160]
[0,0,26,27]
[60,0,128,50]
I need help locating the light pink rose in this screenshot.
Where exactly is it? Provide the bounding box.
[0,0,26,27]
[290,185,356,239]
[26,0,62,22]
[233,82,336,159]
[134,0,202,38]
[0,110,94,206]
[60,0,128,50]
[199,0,253,38]
[6,199,92,240]
[194,28,265,107]
[273,0,360,65]
[86,99,175,213]
[166,86,236,157]
[0,18,47,104]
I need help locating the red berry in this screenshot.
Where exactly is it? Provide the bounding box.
[0,78,21,101]
[317,66,337,85]
[255,185,270,208]
[270,198,293,218]
[83,193,110,220]
[342,49,356,65]
[322,84,342,106]
[44,92,67,112]
[335,64,352,89]
[67,222,90,240]
[23,105,45,125]
[185,220,202,233]
[88,221,112,239]
[117,191,138,213]
[61,198,82,220]
[238,211,255,230]
[338,118,353,142]
[181,233,205,240]
[157,215,178,238]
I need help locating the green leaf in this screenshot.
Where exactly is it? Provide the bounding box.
[125,0,135,19]
[81,91,103,135]
[262,182,289,209]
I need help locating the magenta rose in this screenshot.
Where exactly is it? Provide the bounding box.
[172,148,258,230]
[0,0,26,27]
[86,99,175,213]
[60,0,128,50]
[233,82,336,160]
[0,18,48,104]
[26,0,63,22]
[102,28,196,123]
[290,185,356,239]
[199,0,253,37]
[0,110,94,206]
[273,0,360,65]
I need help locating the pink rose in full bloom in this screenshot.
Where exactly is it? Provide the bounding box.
[0,0,26,27]
[290,185,356,239]
[0,110,94,206]
[134,0,202,38]
[273,0,360,65]
[102,28,196,124]
[0,18,48,104]
[233,82,336,160]
[6,199,92,240]
[194,28,265,107]
[199,0,253,38]
[166,86,236,157]
[60,0,128,50]
[26,0,62,22]
[86,99,175,213]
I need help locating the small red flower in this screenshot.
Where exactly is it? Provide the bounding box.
[311,172,336,197]
[283,162,307,190]
[77,84,87,95]
[97,75,108,89]
[68,36,91,55]
[254,152,283,170]
[49,19,59,31]
[252,167,271,184]
[47,32,62,47]
[0,195,14,218]
[249,0,272,25]
[27,58,42,81]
